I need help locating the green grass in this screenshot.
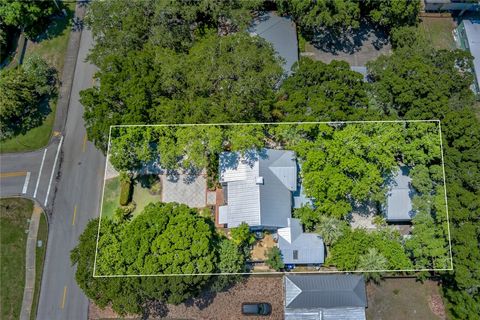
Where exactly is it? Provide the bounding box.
[30,212,47,320]
[102,177,121,219]
[131,183,161,216]
[0,198,33,320]
[419,17,456,50]
[0,3,75,154]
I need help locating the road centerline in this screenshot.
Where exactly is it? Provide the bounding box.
[72,206,77,226]
[82,133,87,152]
[33,149,48,198]
[60,286,67,309]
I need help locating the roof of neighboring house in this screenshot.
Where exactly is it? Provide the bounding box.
[249,12,298,75]
[278,218,324,264]
[284,274,367,310]
[462,20,480,89]
[386,167,415,221]
[219,149,297,228]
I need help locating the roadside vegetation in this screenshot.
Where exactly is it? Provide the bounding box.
[0,1,74,153]
[71,0,479,318]
[0,198,33,319]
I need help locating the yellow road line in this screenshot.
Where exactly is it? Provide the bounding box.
[0,171,27,178]
[61,286,67,309]
[72,206,77,226]
[82,134,87,152]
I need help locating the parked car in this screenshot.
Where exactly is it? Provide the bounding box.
[241,303,272,316]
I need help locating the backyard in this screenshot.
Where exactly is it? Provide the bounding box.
[0,3,75,153]
[366,278,446,320]
[419,17,456,50]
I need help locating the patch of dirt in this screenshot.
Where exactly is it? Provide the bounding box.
[89,275,284,320]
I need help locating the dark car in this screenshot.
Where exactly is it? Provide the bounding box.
[241,303,272,316]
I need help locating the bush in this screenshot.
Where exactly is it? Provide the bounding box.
[149,180,161,195]
[119,179,133,206]
[265,247,284,271]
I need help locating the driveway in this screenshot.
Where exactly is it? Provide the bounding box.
[162,172,207,208]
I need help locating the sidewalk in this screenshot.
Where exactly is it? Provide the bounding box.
[19,204,42,320]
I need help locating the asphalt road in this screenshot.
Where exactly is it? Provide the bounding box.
[34,27,103,320]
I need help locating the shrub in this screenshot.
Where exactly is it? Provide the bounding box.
[265,247,284,271]
[119,179,133,206]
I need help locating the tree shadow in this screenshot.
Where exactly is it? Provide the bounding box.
[32,4,75,43]
[309,20,389,55]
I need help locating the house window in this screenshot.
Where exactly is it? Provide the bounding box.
[293,250,298,260]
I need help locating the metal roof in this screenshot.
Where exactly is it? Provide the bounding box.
[284,274,367,309]
[278,218,325,264]
[285,307,366,320]
[463,20,480,91]
[249,12,298,75]
[386,167,415,221]
[219,149,297,228]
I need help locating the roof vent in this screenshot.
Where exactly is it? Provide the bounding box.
[256,176,264,185]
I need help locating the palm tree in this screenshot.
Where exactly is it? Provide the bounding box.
[358,248,388,283]
[316,216,346,246]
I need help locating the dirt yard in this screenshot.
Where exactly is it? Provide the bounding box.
[251,234,277,261]
[366,278,446,320]
[89,275,284,320]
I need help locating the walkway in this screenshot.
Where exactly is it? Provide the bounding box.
[19,203,42,320]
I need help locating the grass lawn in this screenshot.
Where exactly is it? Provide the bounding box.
[0,198,33,320]
[131,182,160,216]
[419,17,456,50]
[30,212,47,320]
[102,177,121,219]
[0,3,75,154]
[366,278,445,320]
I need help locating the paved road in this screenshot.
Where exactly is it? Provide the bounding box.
[36,27,104,320]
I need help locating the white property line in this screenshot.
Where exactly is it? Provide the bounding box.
[93,120,454,277]
[44,136,63,206]
[22,172,31,194]
[33,149,47,198]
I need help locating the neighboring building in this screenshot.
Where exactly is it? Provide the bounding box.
[424,0,480,14]
[386,167,415,222]
[284,274,368,320]
[249,12,299,76]
[218,149,298,229]
[455,19,480,95]
[278,218,325,265]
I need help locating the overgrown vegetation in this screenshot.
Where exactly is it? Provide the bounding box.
[73,0,480,318]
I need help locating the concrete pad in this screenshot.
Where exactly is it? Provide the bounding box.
[162,174,206,208]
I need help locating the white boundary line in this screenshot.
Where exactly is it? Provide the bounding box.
[45,136,63,206]
[438,121,454,270]
[93,120,454,277]
[93,126,112,277]
[33,149,47,198]
[22,172,31,194]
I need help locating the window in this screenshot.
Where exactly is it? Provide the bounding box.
[293,250,298,260]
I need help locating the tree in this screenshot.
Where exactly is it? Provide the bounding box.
[265,247,284,271]
[0,0,59,38]
[315,216,347,246]
[218,239,246,273]
[230,222,255,249]
[358,248,388,283]
[0,56,57,140]
[365,0,420,29]
[293,205,320,232]
[277,0,361,35]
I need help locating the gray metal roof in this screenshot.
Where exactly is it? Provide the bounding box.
[463,20,480,91]
[278,218,325,264]
[285,307,366,320]
[386,167,415,221]
[219,149,297,228]
[284,275,367,309]
[249,12,298,76]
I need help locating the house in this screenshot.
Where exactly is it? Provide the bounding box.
[218,149,298,229]
[424,0,480,15]
[278,218,325,265]
[284,274,368,320]
[386,167,415,222]
[249,12,299,76]
[454,19,480,95]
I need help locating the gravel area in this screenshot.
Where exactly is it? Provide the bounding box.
[89,275,284,320]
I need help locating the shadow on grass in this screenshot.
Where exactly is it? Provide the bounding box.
[33,5,75,43]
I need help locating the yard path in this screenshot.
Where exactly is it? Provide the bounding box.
[19,203,42,320]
